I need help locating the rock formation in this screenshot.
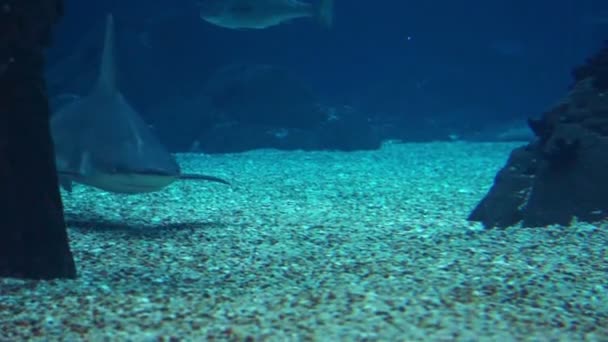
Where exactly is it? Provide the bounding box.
[469,41,608,228]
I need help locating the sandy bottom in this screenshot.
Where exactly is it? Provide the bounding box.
[1,142,606,341]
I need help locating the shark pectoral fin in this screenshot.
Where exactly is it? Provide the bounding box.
[58,176,74,192]
[178,174,231,186]
[57,170,86,192]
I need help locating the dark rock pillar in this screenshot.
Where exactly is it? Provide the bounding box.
[0,0,76,279]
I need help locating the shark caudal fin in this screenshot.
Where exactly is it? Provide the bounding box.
[317,0,334,28]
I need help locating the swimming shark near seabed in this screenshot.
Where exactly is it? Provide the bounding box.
[51,13,230,194]
[199,0,334,30]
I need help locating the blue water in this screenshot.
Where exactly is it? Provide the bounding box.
[46,0,608,152]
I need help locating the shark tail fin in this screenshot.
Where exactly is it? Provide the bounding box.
[179,174,231,186]
[95,13,117,94]
[317,0,334,28]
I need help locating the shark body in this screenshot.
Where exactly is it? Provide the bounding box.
[51,14,229,194]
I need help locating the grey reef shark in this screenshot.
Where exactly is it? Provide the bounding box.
[51,13,230,194]
[199,0,335,30]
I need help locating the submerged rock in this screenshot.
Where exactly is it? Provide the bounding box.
[469,43,608,228]
[197,65,382,153]
[202,63,327,129]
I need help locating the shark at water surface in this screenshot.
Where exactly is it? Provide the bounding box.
[51,13,229,194]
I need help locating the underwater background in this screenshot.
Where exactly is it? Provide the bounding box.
[1,0,608,340]
[46,0,608,152]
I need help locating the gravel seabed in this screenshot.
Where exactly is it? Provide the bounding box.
[1,142,607,341]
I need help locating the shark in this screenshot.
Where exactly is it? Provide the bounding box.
[51,13,229,194]
[199,0,334,30]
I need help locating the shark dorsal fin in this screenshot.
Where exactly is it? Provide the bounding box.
[94,13,117,94]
